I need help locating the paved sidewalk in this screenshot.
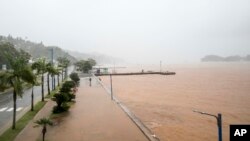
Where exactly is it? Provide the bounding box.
[15,77,148,141]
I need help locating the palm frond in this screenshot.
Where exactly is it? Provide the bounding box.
[34,118,53,126]
[20,67,36,84]
[12,78,23,96]
[0,71,14,91]
[32,58,47,74]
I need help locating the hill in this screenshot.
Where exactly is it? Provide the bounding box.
[67,50,125,65]
[201,55,250,62]
[0,35,77,63]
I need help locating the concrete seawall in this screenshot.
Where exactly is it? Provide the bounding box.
[94,74,161,141]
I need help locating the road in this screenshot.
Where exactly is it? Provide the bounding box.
[0,66,74,131]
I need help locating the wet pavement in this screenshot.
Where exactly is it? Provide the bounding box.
[14,77,148,141]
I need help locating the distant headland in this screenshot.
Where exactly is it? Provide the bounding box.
[201,55,250,62]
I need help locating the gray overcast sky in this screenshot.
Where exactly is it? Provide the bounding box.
[0,0,250,64]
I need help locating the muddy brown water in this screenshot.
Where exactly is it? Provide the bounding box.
[101,63,250,141]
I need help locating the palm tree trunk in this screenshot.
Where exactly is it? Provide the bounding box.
[65,67,68,79]
[61,70,64,82]
[42,133,45,141]
[51,75,54,90]
[12,90,17,129]
[31,86,34,111]
[47,73,50,95]
[51,75,53,90]
[42,125,47,141]
[52,76,54,90]
[57,75,59,86]
[53,76,56,90]
[41,73,44,101]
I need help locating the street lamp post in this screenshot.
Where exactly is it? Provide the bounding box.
[110,74,113,100]
[51,48,54,89]
[193,110,222,141]
[160,61,162,72]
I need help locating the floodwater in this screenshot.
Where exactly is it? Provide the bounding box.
[101,63,250,141]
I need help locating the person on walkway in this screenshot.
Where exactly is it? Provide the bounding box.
[89,77,92,86]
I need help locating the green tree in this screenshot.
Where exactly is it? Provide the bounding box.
[32,58,47,101]
[74,59,96,73]
[87,58,97,66]
[34,118,53,141]
[0,55,35,129]
[19,49,31,63]
[74,60,85,72]
[83,61,92,73]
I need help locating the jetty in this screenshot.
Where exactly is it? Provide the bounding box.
[95,71,176,76]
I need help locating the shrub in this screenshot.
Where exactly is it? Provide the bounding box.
[60,80,76,93]
[52,93,69,113]
[68,93,76,101]
[59,81,76,102]
[52,103,70,113]
[70,72,80,85]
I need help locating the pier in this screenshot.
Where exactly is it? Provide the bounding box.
[95,71,176,76]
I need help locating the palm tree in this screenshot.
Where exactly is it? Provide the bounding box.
[57,57,70,81]
[59,66,64,82]
[30,64,40,111]
[32,58,47,101]
[55,65,64,83]
[46,63,54,95]
[34,118,53,141]
[0,56,35,129]
[55,68,61,87]
[48,64,57,91]
[30,73,38,111]
[64,59,70,79]
[53,74,56,90]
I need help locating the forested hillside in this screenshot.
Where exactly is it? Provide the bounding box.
[0,42,31,69]
[0,35,77,63]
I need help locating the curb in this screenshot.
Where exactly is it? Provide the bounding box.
[93,75,160,141]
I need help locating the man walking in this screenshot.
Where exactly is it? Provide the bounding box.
[89,77,92,86]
